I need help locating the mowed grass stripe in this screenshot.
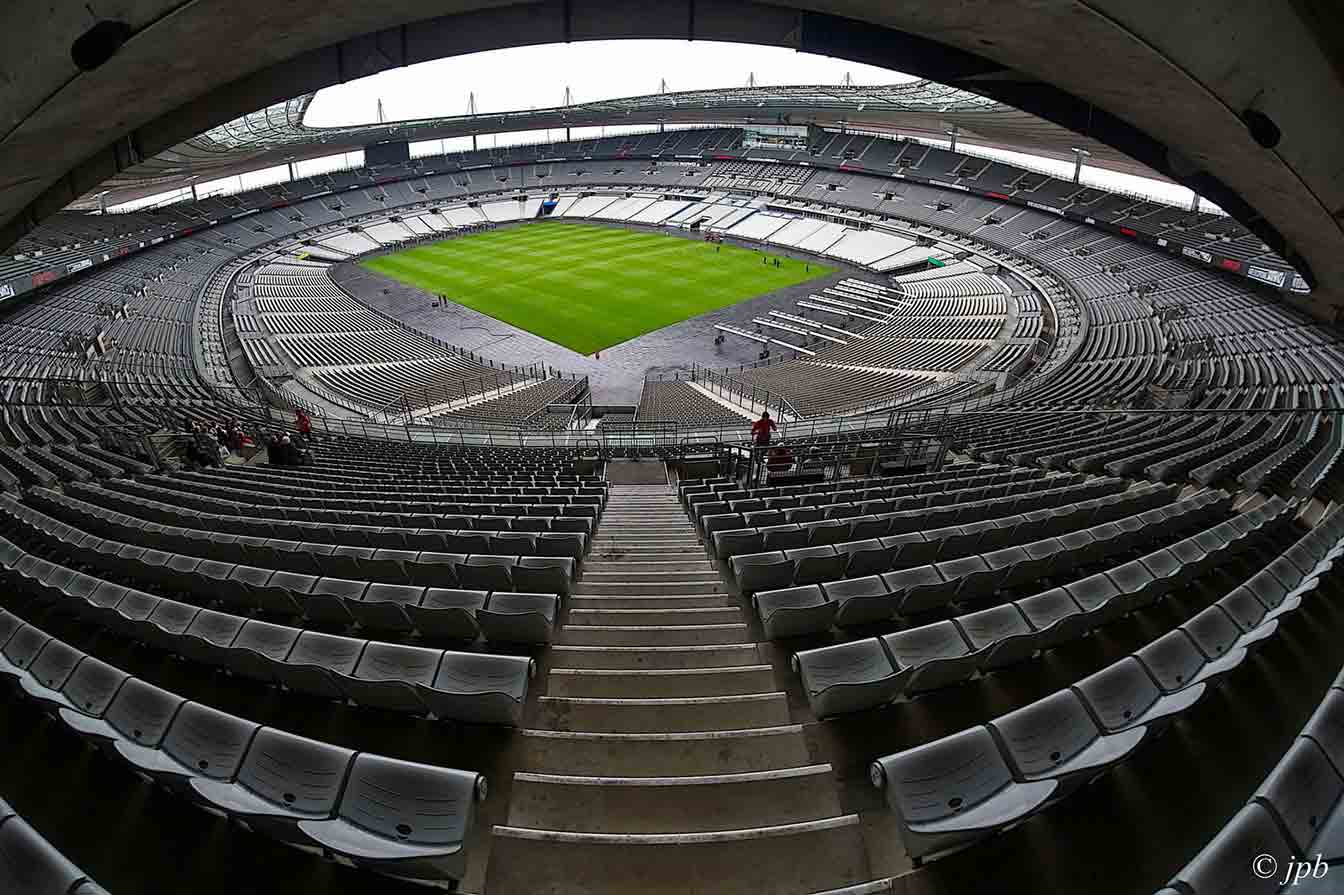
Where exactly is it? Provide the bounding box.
[360,221,835,354]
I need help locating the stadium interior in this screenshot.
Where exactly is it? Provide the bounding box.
[1,3,1343,894]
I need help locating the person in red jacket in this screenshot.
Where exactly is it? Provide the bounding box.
[296,408,312,439]
[750,410,777,446]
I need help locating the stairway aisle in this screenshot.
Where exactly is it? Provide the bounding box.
[485,484,871,894]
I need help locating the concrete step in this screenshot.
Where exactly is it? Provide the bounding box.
[486,816,869,895]
[590,542,703,553]
[567,607,743,627]
[535,692,790,732]
[558,623,748,646]
[547,665,777,698]
[587,551,706,563]
[548,644,761,670]
[568,594,737,610]
[516,726,811,775]
[506,764,840,833]
[582,560,716,573]
[574,581,728,596]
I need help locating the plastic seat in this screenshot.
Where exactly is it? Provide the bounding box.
[789,546,847,587]
[1216,587,1278,648]
[177,610,246,666]
[456,556,515,592]
[870,726,1058,862]
[187,727,355,842]
[476,592,557,643]
[713,529,763,559]
[1167,803,1294,895]
[115,701,260,787]
[46,655,128,717]
[275,632,366,701]
[407,589,486,640]
[292,577,359,627]
[886,566,956,615]
[512,557,574,595]
[989,689,1145,785]
[883,621,979,693]
[1015,589,1089,651]
[0,814,102,895]
[957,604,1035,672]
[1254,738,1344,854]
[1182,605,1249,664]
[1072,657,1204,733]
[793,638,907,717]
[296,753,484,882]
[418,652,533,725]
[224,620,300,682]
[17,639,85,699]
[58,677,184,748]
[1104,561,1161,612]
[348,583,422,633]
[756,585,837,639]
[408,552,465,588]
[761,524,809,551]
[731,552,794,596]
[334,643,438,715]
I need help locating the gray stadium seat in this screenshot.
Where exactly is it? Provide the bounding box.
[883,622,979,693]
[115,701,260,787]
[334,643,438,714]
[1253,737,1344,855]
[417,652,533,725]
[0,813,99,895]
[408,588,486,640]
[1167,803,1293,895]
[756,585,837,639]
[476,592,557,643]
[870,726,1057,862]
[188,727,356,842]
[275,631,365,701]
[59,677,184,747]
[296,753,484,882]
[989,689,1145,785]
[793,638,907,717]
[1071,657,1204,733]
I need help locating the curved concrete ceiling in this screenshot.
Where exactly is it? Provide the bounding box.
[2,0,1341,317]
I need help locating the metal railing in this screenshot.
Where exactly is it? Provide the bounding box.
[686,363,800,420]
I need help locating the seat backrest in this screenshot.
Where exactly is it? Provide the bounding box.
[875,726,1015,824]
[353,643,442,685]
[1072,658,1160,732]
[288,632,366,674]
[236,727,355,815]
[882,621,971,666]
[60,656,129,717]
[1255,737,1344,853]
[990,690,1101,777]
[0,814,91,895]
[337,754,480,846]
[1171,803,1292,895]
[163,702,260,779]
[106,678,186,745]
[1183,606,1243,658]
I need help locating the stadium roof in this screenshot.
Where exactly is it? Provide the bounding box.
[71,81,1153,210]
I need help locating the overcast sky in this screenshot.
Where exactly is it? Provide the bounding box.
[304,41,917,125]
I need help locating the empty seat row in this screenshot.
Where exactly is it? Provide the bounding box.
[185,467,608,503]
[714,477,1160,561]
[28,489,579,589]
[750,491,1232,635]
[152,473,603,517]
[99,478,597,533]
[0,800,109,895]
[0,610,485,884]
[794,497,1293,716]
[4,543,536,724]
[871,505,1334,865]
[702,470,1101,544]
[0,507,561,642]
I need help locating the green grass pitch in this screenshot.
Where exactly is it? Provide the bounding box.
[359,221,836,355]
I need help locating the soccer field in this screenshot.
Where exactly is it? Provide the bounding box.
[359,221,835,355]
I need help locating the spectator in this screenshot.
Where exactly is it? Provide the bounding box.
[750,411,777,447]
[766,445,794,472]
[296,409,312,440]
[265,434,282,466]
[279,434,299,466]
